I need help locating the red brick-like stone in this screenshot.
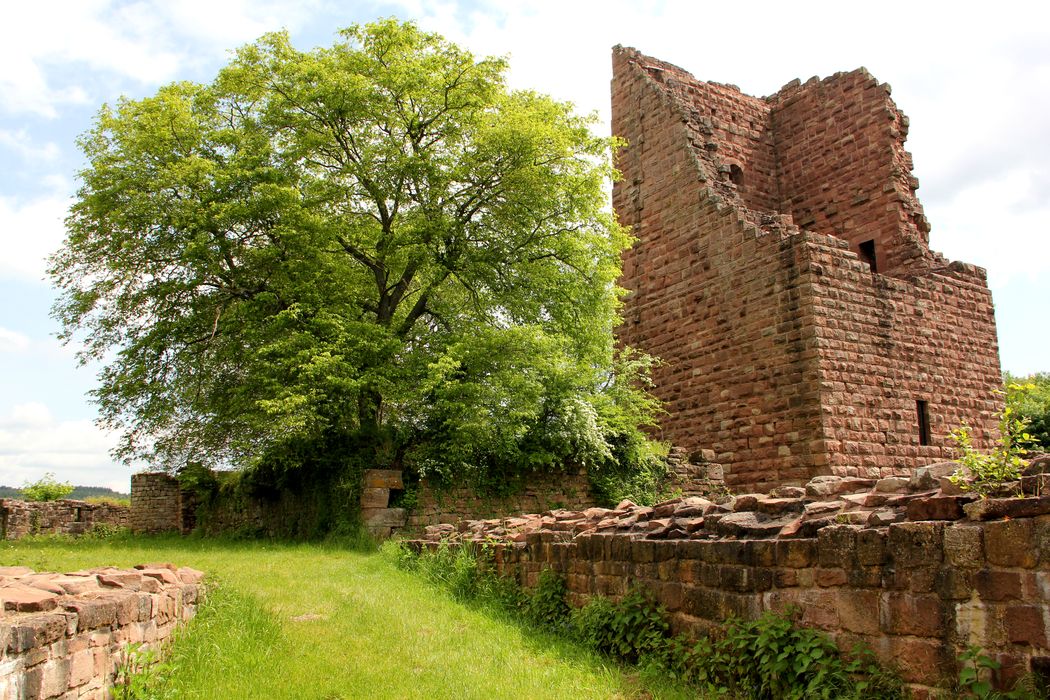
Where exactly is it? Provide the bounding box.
[612,47,1002,491]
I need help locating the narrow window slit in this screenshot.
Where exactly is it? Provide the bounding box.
[916,400,931,446]
[859,239,877,273]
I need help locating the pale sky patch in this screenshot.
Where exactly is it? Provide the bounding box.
[0,129,61,163]
[0,192,71,282]
[0,402,127,491]
[0,327,31,353]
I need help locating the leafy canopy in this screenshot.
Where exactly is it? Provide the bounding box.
[51,19,660,483]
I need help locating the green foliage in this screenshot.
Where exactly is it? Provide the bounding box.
[570,588,670,664]
[953,645,1047,699]
[1005,372,1050,451]
[682,610,903,700]
[21,472,74,502]
[524,568,570,628]
[398,544,901,699]
[50,17,660,494]
[951,382,1037,497]
[114,643,166,700]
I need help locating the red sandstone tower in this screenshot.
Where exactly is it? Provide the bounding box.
[612,47,1003,491]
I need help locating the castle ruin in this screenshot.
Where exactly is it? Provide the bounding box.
[612,47,1003,491]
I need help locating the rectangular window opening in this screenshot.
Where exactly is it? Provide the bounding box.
[916,400,931,446]
[859,239,878,273]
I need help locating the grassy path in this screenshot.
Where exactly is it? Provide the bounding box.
[2,536,690,699]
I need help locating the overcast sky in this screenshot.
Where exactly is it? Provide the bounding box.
[1,0,1047,491]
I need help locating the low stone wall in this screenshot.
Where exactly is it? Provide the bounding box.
[412,470,1050,696]
[405,468,596,532]
[0,500,129,540]
[0,563,203,699]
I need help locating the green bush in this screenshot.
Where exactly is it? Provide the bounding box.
[951,382,1038,497]
[524,568,570,628]
[570,588,670,664]
[1006,372,1050,451]
[21,473,74,501]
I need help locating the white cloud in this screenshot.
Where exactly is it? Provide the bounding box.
[0,402,128,491]
[0,327,31,353]
[0,129,61,163]
[0,0,325,118]
[0,192,72,282]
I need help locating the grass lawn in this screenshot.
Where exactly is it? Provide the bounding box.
[2,535,693,699]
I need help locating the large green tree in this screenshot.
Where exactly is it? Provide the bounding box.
[51,19,659,483]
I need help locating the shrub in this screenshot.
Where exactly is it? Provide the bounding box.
[21,473,74,501]
[1005,372,1050,451]
[951,382,1037,497]
[570,588,670,664]
[524,568,569,628]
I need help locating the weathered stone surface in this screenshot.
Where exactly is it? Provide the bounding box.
[0,585,59,612]
[875,477,910,493]
[611,47,1001,492]
[906,495,973,521]
[964,497,1050,521]
[1,566,202,700]
[1,498,129,540]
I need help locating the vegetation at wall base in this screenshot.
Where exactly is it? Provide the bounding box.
[393,541,906,699]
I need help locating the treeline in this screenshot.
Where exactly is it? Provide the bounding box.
[0,485,130,500]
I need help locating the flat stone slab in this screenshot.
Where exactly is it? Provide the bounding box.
[0,584,59,612]
[964,496,1050,521]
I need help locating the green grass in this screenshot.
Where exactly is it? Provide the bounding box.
[2,534,692,699]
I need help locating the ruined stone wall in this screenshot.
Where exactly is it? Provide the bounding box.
[0,563,202,699]
[406,469,595,532]
[414,467,1050,697]
[482,519,1048,695]
[613,48,827,490]
[129,473,182,534]
[770,70,932,276]
[611,46,1002,489]
[802,235,1002,476]
[0,499,129,540]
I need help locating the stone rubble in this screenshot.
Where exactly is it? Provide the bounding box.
[0,564,204,699]
[417,457,1050,546]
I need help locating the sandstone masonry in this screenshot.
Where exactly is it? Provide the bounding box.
[612,48,1002,491]
[0,563,203,699]
[0,500,129,541]
[412,461,1050,696]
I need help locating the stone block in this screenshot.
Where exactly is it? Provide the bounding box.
[817,524,858,568]
[983,519,1036,568]
[888,521,944,567]
[362,469,404,490]
[965,496,1050,521]
[941,524,984,569]
[906,495,972,521]
[974,570,1023,602]
[775,539,816,568]
[881,593,943,637]
[835,589,881,635]
[360,487,390,510]
[1004,605,1047,647]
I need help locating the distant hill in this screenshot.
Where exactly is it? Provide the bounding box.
[0,485,130,501]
